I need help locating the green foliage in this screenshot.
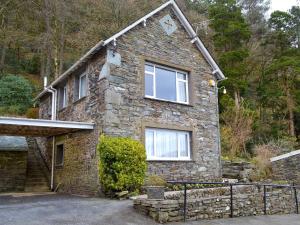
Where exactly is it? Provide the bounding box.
[209,0,251,93]
[0,74,33,115]
[97,135,147,194]
[144,175,166,187]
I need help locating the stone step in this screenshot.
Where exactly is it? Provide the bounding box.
[25,138,50,192]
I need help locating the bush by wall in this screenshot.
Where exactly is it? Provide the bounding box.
[97,135,147,194]
[0,74,33,115]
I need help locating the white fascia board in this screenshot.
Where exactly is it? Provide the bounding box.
[270,150,300,162]
[171,1,225,80]
[0,117,94,130]
[35,41,104,100]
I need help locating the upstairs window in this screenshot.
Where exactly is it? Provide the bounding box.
[74,73,87,101]
[79,74,87,99]
[58,84,68,109]
[145,128,191,160]
[145,63,189,104]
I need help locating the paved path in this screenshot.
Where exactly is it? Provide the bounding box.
[0,193,299,225]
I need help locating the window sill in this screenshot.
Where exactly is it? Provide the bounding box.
[147,159,193,162]
[73,96,87,105]
[55,165,63,169]
[144,97,193,107]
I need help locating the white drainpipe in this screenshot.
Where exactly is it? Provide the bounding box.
[43,79,57,191]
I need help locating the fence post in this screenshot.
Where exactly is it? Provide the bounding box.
[230,184,233,218]
[293,186,299,214]
[263,185,267,215]
[183,184,187,222]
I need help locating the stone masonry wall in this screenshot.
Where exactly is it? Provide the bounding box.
[271,152,300,184]
[222,160,255,182]
[37,51,107,196]
[37,4,223,194]
[104,5,221,181]
[134,186,299,223]
[53,130,100,196]
[0,151,27,192]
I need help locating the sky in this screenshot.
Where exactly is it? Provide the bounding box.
[270,0,299,13]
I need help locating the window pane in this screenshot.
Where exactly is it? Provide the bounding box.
[146,130,154,157]
[178,81,187,102]
[80,75,87,98]
[177,72,187,80]
[156,67,176,101]
[56,144,64,166]
[145,73,154,96]
[63,86,67,107]
[145,64,154,73]
[178,133,189,157]
[156,130,177,158]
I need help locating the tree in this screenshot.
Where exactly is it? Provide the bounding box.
[0,74,33,114]
[259,8,300,138]
[208,0,251,108]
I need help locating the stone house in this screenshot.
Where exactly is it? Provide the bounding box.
[35,0,226,196]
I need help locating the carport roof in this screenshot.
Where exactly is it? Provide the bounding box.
[0,117,95,137]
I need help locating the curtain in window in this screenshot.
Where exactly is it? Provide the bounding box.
[156,130,177,158]
[178,133,188,157]
[178,81,187,102]
[146,130,154,157]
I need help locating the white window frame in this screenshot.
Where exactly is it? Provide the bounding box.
[79,73,87,99]
[145,128,191,161]
[144,63,189,104]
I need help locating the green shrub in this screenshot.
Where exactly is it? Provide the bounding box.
[97,135,147,194]
[0,74,33,115]
[144,175,166,186]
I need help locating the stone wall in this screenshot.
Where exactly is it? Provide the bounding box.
[37,49,107,196]
[0,151,27,192]
[271,150,300,184]
[222,160,255,182]
[104,5,221,181]
[134,186,299,223]
[37,4,222,194]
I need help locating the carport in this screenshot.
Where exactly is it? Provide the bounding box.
[0,117,94,136]
[0,117,95,191]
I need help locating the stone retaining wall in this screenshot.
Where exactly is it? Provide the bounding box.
[271,150,300,184]
[0,151,27,192]
[133,186,299,223]
[222,160,254,181]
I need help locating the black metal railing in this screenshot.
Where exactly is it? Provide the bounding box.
[167,181,300,222]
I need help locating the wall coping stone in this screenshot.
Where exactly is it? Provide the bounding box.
[270,149,300,162]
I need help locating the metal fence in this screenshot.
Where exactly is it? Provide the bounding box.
[167,181,300,222]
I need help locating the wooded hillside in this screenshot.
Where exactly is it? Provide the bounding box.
[0,0,299,168]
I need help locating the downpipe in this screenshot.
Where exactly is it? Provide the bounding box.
[44,85,57,191]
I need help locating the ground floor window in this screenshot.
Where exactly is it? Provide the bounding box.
[145,128,191,160]
[55,144,64,166]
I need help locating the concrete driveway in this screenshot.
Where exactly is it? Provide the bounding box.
[0,193,299,225]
